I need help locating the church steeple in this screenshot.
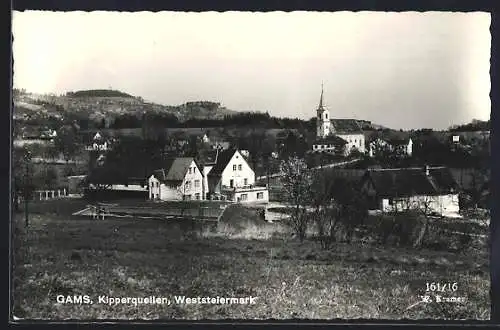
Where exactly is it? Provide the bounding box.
[316,83,331,138]
[318,83,324,109]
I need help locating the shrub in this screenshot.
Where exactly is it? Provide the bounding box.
[366,211,423,247]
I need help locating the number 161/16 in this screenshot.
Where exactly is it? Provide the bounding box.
[426,282,458,292]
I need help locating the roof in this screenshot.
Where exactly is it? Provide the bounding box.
[313,135,347,145]
[207,149,239,177]
[385,131,411,145]
[198,149,220,165]
[331,119,363,134]
[152,157,198,183]
[362,166,458,198]
[367,130,411,145]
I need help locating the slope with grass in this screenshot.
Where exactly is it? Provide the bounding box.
[12,205,489,320]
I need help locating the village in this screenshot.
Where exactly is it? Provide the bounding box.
[12,86,490,222]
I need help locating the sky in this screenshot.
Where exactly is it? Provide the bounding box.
[12,11,491,130]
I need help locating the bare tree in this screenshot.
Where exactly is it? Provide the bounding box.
[279,156,313,242]
[309,169,341,249]
[413,195,435,248]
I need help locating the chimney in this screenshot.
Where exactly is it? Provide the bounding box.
[424,165,430,176]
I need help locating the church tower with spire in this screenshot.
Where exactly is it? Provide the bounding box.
[316,84,331,138]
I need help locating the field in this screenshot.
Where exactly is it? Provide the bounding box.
[12,200,490,320]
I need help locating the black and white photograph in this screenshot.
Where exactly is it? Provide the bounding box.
[11,10,491,320]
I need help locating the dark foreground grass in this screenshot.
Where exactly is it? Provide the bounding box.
[12,211,489,320]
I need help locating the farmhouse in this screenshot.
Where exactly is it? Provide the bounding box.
[148,157,203,201]
[360,166,460,217]
[207,149,269,203]
[314,85,365,155]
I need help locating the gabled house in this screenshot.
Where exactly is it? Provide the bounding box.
[360,166,460,217]
[85,131,114,152]
[203,130,231,150]
[148,157,203,201]
[206,149,269,203]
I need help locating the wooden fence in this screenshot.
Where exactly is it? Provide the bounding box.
[75,204,226,222]
[33,188,69,201]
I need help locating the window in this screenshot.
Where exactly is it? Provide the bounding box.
[233,164,237,171]
[238,164,242,171]
[195,193,200,200]
[188,168,192,174]
[230,179,234,188]
[240,194,248,201]
[151,182,154,188]
[257,192,264,199]
[244,178,248,186]
[185,181,191,190]
[156,182,159,188]
[193,167,196,174]
[194,180,200,188]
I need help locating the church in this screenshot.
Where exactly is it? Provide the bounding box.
[312,85,366,155]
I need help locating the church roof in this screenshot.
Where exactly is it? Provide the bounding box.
[331,119,363,134]
[313,135,347,146]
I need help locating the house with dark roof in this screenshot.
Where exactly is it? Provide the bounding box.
[360,166,460,217]
[206,149,269,203]
[87,172,148,199]
[367,131,413,157]
[312,135,348,154]
[148,157,203,201]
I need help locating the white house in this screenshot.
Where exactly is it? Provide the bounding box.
[314,85,365,154]
[86,131,113,152]
[311,135,348,154]
[148,157,204,201]
[368,136,413,157]
[207,149,269,203]
[360,166,460,217]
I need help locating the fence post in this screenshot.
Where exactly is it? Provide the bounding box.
[45,191,48,200]
[58,189,61,198]
[64,188,67,196]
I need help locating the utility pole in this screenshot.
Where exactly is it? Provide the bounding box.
[23,150,32,228]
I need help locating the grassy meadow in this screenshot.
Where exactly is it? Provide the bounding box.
[11,200,490,320]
